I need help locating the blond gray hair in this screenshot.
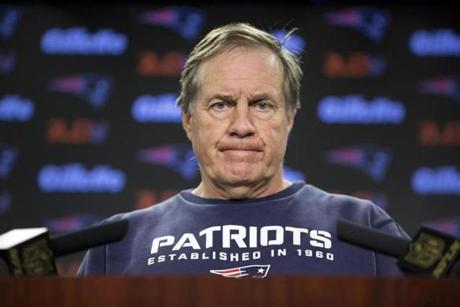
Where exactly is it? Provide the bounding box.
[177,23,303,116]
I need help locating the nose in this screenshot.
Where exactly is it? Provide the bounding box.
[227,104,256,138]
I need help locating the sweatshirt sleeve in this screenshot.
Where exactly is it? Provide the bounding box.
[76,244,107,276]
[369,203,411,277]
[76,213,128,276]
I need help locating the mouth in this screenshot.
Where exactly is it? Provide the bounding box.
[222,149,260,155]
[217,145,263,161]
[220,149,261,162]
[221,148,262,152]
[217,144,264,152]
[219,148,263,157]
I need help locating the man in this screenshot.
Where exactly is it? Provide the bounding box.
[77,23,408,277]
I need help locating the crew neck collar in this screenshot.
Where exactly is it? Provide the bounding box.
[180,182,305,205]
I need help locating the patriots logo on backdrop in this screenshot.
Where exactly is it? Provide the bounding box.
[48,74,113,109]
[0,6,21,40]
[138,143,198,180]
[0,144,17,179]
[271,29,306,55]
[0,49,14,74]
[139,6,206,41]
[419,76,460,103]
[324,7,390,42]
[283,165,306,182]
[326,144,392,182]
[426,216,460,237]
[45,214,103,233]
[210,265,270,279]
[0,189,11,215]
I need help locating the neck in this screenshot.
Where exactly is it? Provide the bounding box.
[192,177,292,199]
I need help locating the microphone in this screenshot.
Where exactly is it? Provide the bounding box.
[337,219,460,278]
[0,219,128,277]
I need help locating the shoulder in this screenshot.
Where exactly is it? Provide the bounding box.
[103,192,184,224]
[299,184,374,210]
[299,184,407,236]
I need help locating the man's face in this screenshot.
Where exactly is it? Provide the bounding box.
[182,46,296,198]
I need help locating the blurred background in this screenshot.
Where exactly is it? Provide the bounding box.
[0,1,459,275]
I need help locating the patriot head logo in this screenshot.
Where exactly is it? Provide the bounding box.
[0,144,17,179]
[0,49,14,74]
[138,143,198,180]
[419,76,460,103]
[0,189,11,215]
[324,7,389,43]
[283,165,306,182]
[48,73,113,109]
[45,214,103,233]
[210,265,270,279]
[427,216,460,237]
[0,6,21,40]
[139,7,206,41]
[326,144,392,182]
[272,29,306,55]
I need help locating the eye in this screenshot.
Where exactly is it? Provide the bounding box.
[254,101,273,111]
[210,101,229,111]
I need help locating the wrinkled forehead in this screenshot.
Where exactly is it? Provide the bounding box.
[195,45,284,94]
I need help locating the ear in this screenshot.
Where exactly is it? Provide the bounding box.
[182,111,193,141]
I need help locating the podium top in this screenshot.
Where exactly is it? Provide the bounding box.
[1,276,460,307]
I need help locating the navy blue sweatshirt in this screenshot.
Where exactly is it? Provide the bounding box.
[77,182,409,277]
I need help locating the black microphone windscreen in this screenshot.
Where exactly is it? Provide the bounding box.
[49,219,128,257]
[337,219,409,258]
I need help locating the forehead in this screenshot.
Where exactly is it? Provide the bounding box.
[196,46,284,98]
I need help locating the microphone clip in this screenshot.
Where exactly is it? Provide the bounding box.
[0,228,57,277]
[399,226,460,278]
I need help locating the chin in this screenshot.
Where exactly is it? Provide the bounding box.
[224,166,260,182]
[219,171,267,190]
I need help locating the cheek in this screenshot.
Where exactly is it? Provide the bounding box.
[259,126,290,164]
[191,117,226,152]
[260,123,289,148]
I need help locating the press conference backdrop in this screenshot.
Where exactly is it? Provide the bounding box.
[0,4,459,275]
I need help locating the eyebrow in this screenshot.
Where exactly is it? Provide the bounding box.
[204,93,275,104]
[209,94,235,101]
[203,94,236,105]
[249,93,274,102]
